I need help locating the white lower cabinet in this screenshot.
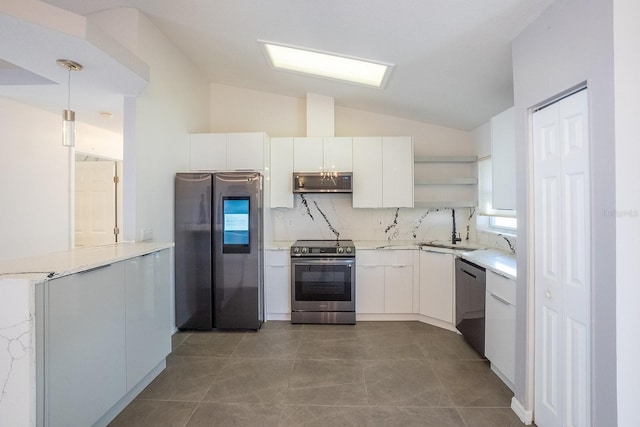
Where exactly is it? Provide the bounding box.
[384,265,414,313]
[44,249,171,427]
[46,262,127,427]
[356,264,385,313]
[356,250,414,314]
[485,270,516,389]
[265,249,291,318]
[419,250,455,324]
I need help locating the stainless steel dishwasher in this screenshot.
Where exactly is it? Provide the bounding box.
[455,257,487,356]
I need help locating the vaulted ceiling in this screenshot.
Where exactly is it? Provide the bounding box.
[3,0,554,131]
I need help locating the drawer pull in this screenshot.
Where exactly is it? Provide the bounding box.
[490,292,511,306]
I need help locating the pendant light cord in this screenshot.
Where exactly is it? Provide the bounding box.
[67,65,71,111]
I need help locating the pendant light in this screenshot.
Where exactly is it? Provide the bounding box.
[56,59,83,147]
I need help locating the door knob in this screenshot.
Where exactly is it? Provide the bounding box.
[546,290,552,299]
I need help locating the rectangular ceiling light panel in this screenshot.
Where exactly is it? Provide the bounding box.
[259,40,393,89]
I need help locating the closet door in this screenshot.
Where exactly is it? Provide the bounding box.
[533,88,590,427]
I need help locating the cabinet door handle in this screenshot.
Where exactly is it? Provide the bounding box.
[490,292,511,306]
[269,265,287,268]
[492,270,513,280]
[79,264,112,275]
[361,265,377,268]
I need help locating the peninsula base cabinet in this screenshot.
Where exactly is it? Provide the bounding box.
[418,250,455,325]
[356,250,414,315]
[45,263,128,427]
[124,250,171,390]
[484,270,516,390]
[40,249,171,427]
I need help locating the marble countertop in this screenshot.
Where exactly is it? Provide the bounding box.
[459,249,517,280]
[355,240,485,252]
[0,241,174,281]
[262,240,517,279]
[265,241,295,250]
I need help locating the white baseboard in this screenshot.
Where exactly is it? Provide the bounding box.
[266,313,291,321]
[511,396,534,425]
[94,360,166,427]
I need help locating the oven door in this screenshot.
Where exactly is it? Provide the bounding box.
[291,257,355,312]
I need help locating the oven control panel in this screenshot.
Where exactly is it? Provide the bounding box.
[291,240,355,257]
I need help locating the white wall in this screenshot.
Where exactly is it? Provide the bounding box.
[75,123,123,160]
[89,8,210,244]
[0,98,72,261]
[613,0,640,424]
[210,84,305,136]
[512,0,617,423]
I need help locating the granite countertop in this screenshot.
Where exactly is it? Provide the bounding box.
[459,248,517,280]
[0,241,174,281]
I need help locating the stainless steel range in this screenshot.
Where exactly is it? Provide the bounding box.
[290,240,356,324]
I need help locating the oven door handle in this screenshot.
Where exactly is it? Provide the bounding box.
[291,258,355,266]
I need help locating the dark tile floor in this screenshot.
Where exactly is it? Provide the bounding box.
[109,321,527,427]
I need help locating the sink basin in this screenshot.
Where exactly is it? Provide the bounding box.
[419,241,483,251]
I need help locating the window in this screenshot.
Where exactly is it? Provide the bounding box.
[490,216,517,231]
[477,157,517,234]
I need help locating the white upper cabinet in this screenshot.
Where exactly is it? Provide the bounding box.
[293,137,323,171]
[490,107,516,210]
[353,137,383,207]
[226,133,268,171]
[353,136,413,208]
[382,137,414,207]
[270,137,294,208]
[189,132,269,171]
[293,137,352,172]
[323,137,353,171]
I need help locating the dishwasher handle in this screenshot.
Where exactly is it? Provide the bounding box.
[461,268,477,279]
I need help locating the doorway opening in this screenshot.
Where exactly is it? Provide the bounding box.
[74,154,123,246]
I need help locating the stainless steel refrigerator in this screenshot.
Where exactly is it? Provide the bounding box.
[174,172,263,330]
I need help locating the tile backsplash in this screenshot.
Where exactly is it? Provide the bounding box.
[270,194,481,244]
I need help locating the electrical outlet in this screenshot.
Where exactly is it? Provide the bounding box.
[141,228,153,241]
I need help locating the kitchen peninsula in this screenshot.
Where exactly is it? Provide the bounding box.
[0,242,173,427]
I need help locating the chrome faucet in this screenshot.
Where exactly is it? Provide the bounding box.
[451,208,462,245]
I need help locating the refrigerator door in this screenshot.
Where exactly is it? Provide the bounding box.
[175,173,213,329]
[213,172,263,329]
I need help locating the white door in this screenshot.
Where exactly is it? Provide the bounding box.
[533,89,591,427]
[75,161,117,246]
